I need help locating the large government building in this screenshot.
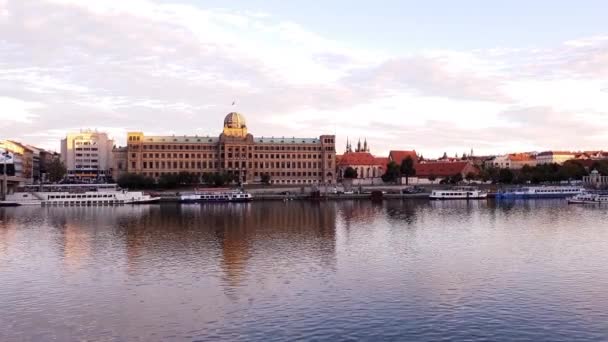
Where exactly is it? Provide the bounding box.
[124,113,337,185]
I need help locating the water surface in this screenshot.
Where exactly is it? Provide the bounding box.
[1,200,608,341]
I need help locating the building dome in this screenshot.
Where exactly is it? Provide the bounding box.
[224,112,246,129]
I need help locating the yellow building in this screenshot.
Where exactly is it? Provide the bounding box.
[126,112,337,185]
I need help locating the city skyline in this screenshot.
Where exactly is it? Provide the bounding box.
[1,0,607,156]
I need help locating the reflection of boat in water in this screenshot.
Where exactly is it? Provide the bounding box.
[0,184,160,206]
[567,193,608,205]
[179,189,253,203]
[496,186,584,199]
[430,187,487,200]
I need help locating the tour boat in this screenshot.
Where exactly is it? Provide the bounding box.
[0,184,160,207]
[179,189,253,203]
[496,186,585,199]
[567,193,608,205]
[430,188,488,200]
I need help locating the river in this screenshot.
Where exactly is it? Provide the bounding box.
[1,200,608,341]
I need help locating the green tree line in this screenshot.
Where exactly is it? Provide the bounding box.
[117,171,243,189]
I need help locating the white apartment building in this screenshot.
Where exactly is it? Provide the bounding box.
[61,130,114,180]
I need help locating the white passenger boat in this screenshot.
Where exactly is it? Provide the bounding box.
[496,186,585,199]
[567,193,608,205]
[0,184,160,207]
[179,189,253,203]
[430,188,487,200]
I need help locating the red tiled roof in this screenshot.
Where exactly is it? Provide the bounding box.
[415,161,474,177]
[338,152,382,166]
[375,157,389,167]
[389,150,417,165]
[508,153,535,161]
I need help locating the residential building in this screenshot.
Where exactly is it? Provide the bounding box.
[112,146,128,181]
[536,151,576,165]
[61,130,114,181]
[126,112,336,185]
[0,140,33,184]
[488,153,537,170]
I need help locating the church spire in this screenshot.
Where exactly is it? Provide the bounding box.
[363,138,368,152]
[357,138,361,152]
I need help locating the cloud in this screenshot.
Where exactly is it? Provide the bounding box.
[0,0,607,157]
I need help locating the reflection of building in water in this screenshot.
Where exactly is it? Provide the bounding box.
[338,200,384,229]
[204,202,337,290]
[62,222,91,270]
[92,203,337,288]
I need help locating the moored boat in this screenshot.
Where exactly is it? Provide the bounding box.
[496,186,585,199]
[0,184,160,206]
[430,187,487,200]
[567,193,608,205]
[179,189,253,203]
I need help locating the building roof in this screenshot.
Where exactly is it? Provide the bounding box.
[415,161,474,177]
[142,136,220,143]
[389,150,417,165]
[224,112,247,128]
[508,153,535,161]
[254,137,321,144]
[338,152,383,166]
[375,157,389,167]
[139,135,322,145]
[538,151,576,156]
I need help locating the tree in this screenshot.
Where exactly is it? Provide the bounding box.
[47,158,67,183]
[382,161,401,183]
[400,156,416,185]
[450,173,463,184]
[202,172,214,185]
[177,171,199,185]
[261,173,271,185]
[465,172,476,183]
[498,168,515,184]
[117,173,155,189]
[343,167,358,179]
[428,174,437,184]
[158,173,179,188]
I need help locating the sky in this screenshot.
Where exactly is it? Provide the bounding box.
[0,0,607,157]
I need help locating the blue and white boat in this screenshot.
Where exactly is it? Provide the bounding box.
[496,186,585,199]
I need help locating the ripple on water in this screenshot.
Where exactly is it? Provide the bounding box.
[1,201,608,341]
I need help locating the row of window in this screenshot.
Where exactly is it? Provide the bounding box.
[75,148,99,151]
[48,194,114,199]
[75,165,99,169]
[139,160,325,170]
[134,144,328,152]
[139,171,325,183]
[137,152,326,160]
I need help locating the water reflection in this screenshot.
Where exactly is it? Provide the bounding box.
[2,200,608,341]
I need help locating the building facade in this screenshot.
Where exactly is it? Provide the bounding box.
[336,138,386,184]
[126,112,336,185]
[61,130,114,181]
[583,169,608,189]
[112,147,128,181]
[536,151,576,165]
[488,153,537,170]
[0,140,33,184]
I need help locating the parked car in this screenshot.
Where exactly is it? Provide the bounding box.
[402,186,424,194]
